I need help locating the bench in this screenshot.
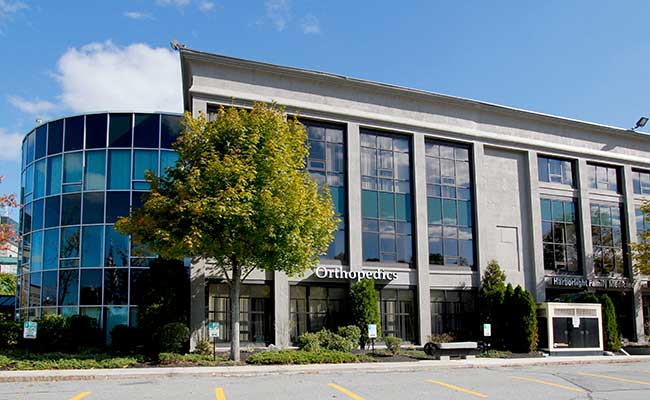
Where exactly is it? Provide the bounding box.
[423,341,479,359]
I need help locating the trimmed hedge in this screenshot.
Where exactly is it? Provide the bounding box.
[384,336,402,355]
[158,352,226,365]
[246,349,360,365]
[0,352,143,370]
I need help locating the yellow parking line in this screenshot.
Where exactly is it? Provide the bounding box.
[215,387,226,400]
[69,392,91,400]
[426,379,488,398]
[578,372,650,386]
[512,376,585,393]
[328,383,366,400]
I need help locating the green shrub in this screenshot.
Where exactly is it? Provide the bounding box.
[159,322,190,353]
[479,261,506,348]
[478,349,512,358]
[317,329,354,353]
[0,352,143,370]
[513,286,538,352]
[193,339,213,356]
[111,325,139,353]
[337,325,361,349]
[297,332,321,352]
[246,349,359,365]
[24,314,67,352]
[66,315,102,351]
[350,279,381,348]
[601,294,621,352]
[644,320,650,338]
[158,352,225,365]
[384,336,402,355]
[0,317,21,349]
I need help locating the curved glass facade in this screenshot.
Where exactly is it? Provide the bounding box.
[16,112,182,336]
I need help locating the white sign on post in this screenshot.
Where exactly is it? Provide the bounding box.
[483,323,491,337]
[23,321,38,339]
[572,317,580,328]
[367,324,377,339]
[208,322,220,338]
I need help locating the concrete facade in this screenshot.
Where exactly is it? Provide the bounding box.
[180,49,650,348]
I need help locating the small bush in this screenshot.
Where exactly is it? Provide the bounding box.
[158,352,225,365]
[601,294,621,352]
[67,315,101,351]
[478,349,512,358]
[193,339,213,356]
[25,314,67,352]
[426,333,455,343]
[246,349,359,365]
[384,336,402,355]
[0,317,21,349]
[111,325,139,353]
[317,329,355,353]
[644,321,650,338]
[337,325,361,349]
[159,322,190,353]
[297,332,321,352]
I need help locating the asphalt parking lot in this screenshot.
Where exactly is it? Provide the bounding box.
[2,360,650,400]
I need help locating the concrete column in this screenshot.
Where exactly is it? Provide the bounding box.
[622,165,645,342]
[347,122,363,272]
[273,271,290,347]
[189,260,207,351]
[576,159,595,278]
[412,133,431,344]
[473,142,488,276]
[526,151,546,301]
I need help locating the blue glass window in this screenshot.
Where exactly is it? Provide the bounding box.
[588,164,620,193]
[22,202,32,233]
[109,113,132,147]
[24,165,33,200]
[161,115,181,148]
[636,206,649,242]
[80,269,102,305]
[83,192,104,224]
[60,193,81,226]
[108,150,131,189]
[47,120,63,155]
[60,226,80,259]
[105,191,130,223]
[538,156,574,186]
[591,202,624,275]
[31,230,43,272]
[25,131,35,166]
[43,228,59,271]
[33,159,46,199]
[632,170,650,195]
[29,272,42,307]
[104,269,128,305]
[46,155,62,195]
[63,151,82,193]
[58,269,79,306]
[131,191,149,210]
[130,269,145,305]
[541,198,580,273]
[31,199,44,231]
[84,150,106,191]
[160,151,178,176]
[64,116,84,151]
[44,195,60,228]
[105,225,129,267]
[133,150,158,190]
[81,226,103,268]
[104,306,128,343]
[35,125,47,160]
[134,113,159,148]
[42,271,57,306]
[85,113,107,149]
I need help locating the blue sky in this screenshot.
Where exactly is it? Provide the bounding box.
[2,0,650,218]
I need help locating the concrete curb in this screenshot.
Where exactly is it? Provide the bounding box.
[0,355,648,383]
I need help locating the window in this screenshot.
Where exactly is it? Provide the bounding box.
[81,226,103,268]
[35,125,47,160]
[133,150,158,190]
[426,141,474,267]
[31,199,43,231]
[84,151,106,190]
[85,114,107,149]
[83,192,104,224]
[430,290,477,340]
[290,285,347,342]
[208,284,272,343]
[43,228,59,271]
[161,115,181,148]
[63,152,82,193]
[160,151,178,175]
[632,170,650,195]
[636,206,649,242]
[107,150,131,189]
[588,164,619,192]
[104,307,129,343]
[129,269,145,305]
[380,289,415,342]
[31,230,43,272]
[64,116,84,152]
[361,131,412,265]
[109,113,132,147]
[591,203,625,275]
[105,191,130,223]
[60,193,81,226]
[541,198,580,273]
[58,269,79,306]
[304,121,346,261]
[104,225,129,267]
[22,202,32,233]
[24,164,33,203]
[46,155,62,195]
[29,272,41,307]
[60,226,80,260]
[134,114,160,148]
[44,195,60,228]
[47,120,63,155]
[42,271,57,306]
[104,269,128,305]
[33,159,46,199]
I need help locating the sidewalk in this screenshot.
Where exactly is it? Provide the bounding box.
[1,355,648,383]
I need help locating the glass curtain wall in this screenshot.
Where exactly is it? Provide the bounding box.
[379,288,415,342]
[289,285,347,342]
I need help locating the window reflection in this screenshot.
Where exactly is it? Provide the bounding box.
[104,225,129,267]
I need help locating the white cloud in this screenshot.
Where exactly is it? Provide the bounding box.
[124,11,154,20]
[54,41,182,113]
[0,128,23,161]
[300,14,320,34]
[7,95,56,115]
[0,0,27,17]
[156,0,191,6]
[265,0,290,31]
[198,1,214,13]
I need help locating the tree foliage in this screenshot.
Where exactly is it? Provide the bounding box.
[600,294,621,352]
[349,279,381,348]
[510,286,538,353]
[0,176,19,251]
[479,260,506,327]
[0,272,16,296]
[630,199,650,275]
[115,104,337,360]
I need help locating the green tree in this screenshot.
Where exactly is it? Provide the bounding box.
[0,272,16,296]
[349,279,381,348]
[0,176,19,250]
[600,294,621,352]
[630,199,650,275]
[511,285,538,353]
[115,104,337,360]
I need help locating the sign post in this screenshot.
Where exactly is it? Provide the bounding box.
[208,321,220,361]
[23,321,38,340]
[367,324,377,353]
[482,323,491,350]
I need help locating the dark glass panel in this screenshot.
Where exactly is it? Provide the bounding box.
[58,269,79,306]
[29,272,42,307]
[104,269,128,305]
[42,271,57,306]
[60,193,81,226]
[31,199,44,231]
[60,226,80,259]
[81,226,103,268]
[131,191,149,210]
[83,192,104,224]
[22,202,32,233]
[44,195,60,228]
[63,152,83,183]
[362,190,378,218]
[105,225,129,267]
[35,125,47,160]
[130,269,145,306]
[31,230,43,272]
[25,131,35,165]
[109,113,132,147]
[379,192,395,219]
[43,228,59,271]
[33,159,46,199]
[80,269,102,305]
[84,150,106,190]
[134,114,160,148]
[362,232,379,262]
[64,116,84,151]
[46,155,62,195]
[161,115,182,148]
[105,191,130,223]
[85,113,107,149]
[107,150,131,189]
[47,119,63,155]
[160,151,178,176]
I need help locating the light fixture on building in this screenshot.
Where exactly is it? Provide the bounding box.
[632,116,648,131]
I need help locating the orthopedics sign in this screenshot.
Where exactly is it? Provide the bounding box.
[314,265,398,281]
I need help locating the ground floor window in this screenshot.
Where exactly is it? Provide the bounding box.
[430,289,477,340]
[380,288,416,342]
[644,294,650,337]
[290,285,347,342]
[207,283,272,344]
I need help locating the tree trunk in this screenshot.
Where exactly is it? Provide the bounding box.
[229,265,241,361]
